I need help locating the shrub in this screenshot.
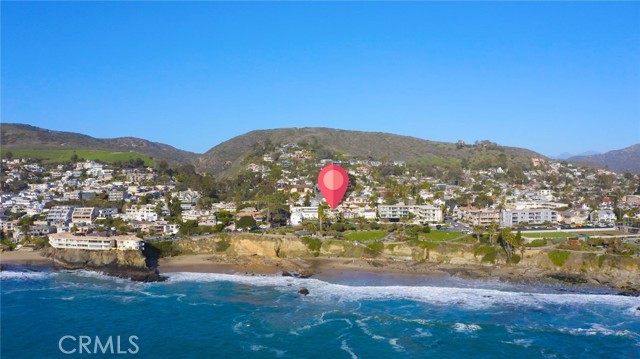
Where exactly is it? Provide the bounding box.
[526,239,547,247]
[548,250,570,267]
[215,239,230,252]
[474,245,497,264]
[598,254,608,267]
[301,236,322,253]
[510,254,521,264]
[367,241,384,256]
[149,240,181,257]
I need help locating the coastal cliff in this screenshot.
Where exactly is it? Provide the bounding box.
[42,247,162,282]
[161,234,640,293]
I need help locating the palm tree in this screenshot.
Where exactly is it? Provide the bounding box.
[472,225,484,242]
[487,221,498,246]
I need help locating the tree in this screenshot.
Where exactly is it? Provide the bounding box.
[472,225,484,242]
[179,220,198,235]
[169,198,182,221]
[498,228,521,263]
[236,216,257,229]
[70,153,79,162]
[487,221,498,246]
[216,210,233,226]
[5,151,13,160]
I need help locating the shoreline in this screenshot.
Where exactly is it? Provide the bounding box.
[2,250,637,295]
[0,250,52,267]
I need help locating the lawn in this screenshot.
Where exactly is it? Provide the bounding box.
[1,149,155,166]
[521,230,622,239]
[344,230,386,241]
[423,230,468,241]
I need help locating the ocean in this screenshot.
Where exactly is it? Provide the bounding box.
[1,266,639,358]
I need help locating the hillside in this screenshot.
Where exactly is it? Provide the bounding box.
[0,123,198,165]
[196,127,545,176]
[568,144,640,173]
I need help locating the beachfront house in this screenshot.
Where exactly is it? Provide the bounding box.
[49,233,144,251]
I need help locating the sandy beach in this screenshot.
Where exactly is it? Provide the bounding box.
[0,250,52,267]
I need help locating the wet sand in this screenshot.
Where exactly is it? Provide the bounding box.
[0,250,51,267]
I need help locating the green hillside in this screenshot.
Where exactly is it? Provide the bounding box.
[196,127,545,176]
[1,123,197,165]
[0,149,156,166]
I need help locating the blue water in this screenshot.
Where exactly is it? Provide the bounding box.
[2,267,639,358]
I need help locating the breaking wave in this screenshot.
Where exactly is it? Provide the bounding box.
[164,272,640,311]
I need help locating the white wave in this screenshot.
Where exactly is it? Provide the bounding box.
[503,339,533,348]
[0,270,53,281]
[248,344,285,357]
[560,324,638,338]
[388,338,404,352]
[626,305,640,317]
[413,328,432,338]
[163,272,640,310]
[293,310,353,334]
[355,319,385,340]
[453,323,482,333]
[340,340,358,359]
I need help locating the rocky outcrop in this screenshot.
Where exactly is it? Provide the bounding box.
[42,248,162,282]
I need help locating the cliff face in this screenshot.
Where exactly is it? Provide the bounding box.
[174,234,640,290]
[177,235,311,258]
[42,248,162,282]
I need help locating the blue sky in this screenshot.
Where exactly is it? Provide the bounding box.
[2,2,639,156]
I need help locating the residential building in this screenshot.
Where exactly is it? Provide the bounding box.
[108,191,126,202]
[71,207,99,225]
[49,233,143,251]
[500,209,558,227]
[459,207,501,226]
[98,208,118,218]
[590,210,616,224]
[378,205,442,223]
[125,204,158,221]
[290,206,320,226]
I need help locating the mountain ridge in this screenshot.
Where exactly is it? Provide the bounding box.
[567,144,640,173]
[195,127,545,176]
[3,123,637,174]
[0,123,198,164]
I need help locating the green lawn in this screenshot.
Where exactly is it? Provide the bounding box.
[344,230,386,241]
[424,230,468,241]
[522,230,622,239]
[1,149,155,166]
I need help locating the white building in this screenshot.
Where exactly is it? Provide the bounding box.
[290,206,320,226]
[49,233,115,250]
[378,205,442,223]
[590,210,616,224]
[49,233,143,251]
[114,237,145,251]
[125,204,158,221]
[500,209,558,227]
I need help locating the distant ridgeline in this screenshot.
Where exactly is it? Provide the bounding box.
[2,123,638,176]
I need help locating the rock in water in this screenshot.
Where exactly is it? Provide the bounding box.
[282,270,313,278]
[298,288,309,296]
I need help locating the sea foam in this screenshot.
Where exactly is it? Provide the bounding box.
[164,272,640,310]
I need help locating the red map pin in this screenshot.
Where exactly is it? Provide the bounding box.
[318,164,349,209]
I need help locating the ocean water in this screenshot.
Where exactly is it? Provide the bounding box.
[2,267,639,358]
